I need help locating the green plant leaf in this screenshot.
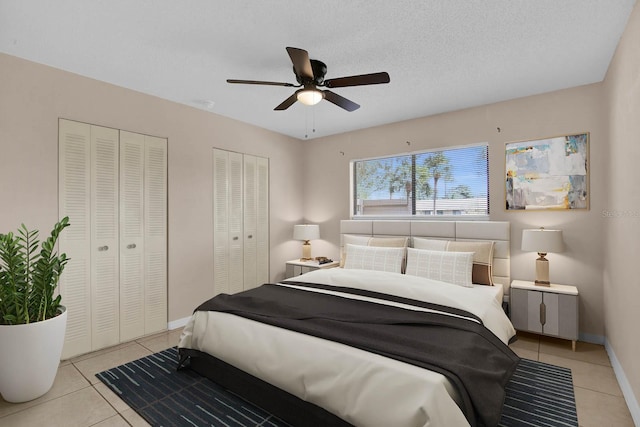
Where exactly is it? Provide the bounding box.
[0,217,70,325]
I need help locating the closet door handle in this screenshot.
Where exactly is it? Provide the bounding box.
[127,243,137,249]
[232,237,239,241]
[98,245,109,252]
[247,235,253,239]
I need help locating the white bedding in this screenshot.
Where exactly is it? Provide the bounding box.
[179,269,516,427]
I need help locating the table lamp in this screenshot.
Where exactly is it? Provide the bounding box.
[521,227,564,286]
[293,224,320,261]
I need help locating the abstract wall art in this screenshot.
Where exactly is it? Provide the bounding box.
[505,133,589,210]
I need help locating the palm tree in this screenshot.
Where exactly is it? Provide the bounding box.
[382,157,411,199]
[423,152,452,214]
[355,160,383,200]
[415,162,432,198]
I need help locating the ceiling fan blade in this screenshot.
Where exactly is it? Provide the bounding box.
[286,47,314,80]
[324,72,390,88]
[274,93,298,110]
[227,79,296,87]
[323,90,360,112]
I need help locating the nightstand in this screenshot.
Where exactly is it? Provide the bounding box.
[285,259,339,279]
[510,280,579,351]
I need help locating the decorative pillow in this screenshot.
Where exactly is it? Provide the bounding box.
[343,244,405,273]
[411,238,495,285]
[340,235,373,267]
[405,248,474,287]
[447,241,495,286]
[340,236,409,268]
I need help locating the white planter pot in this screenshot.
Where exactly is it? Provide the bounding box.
[0,306,67,403]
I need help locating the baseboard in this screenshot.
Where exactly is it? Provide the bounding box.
[605,339,640,426]
[579,332,605,345]
[167,316,191,330]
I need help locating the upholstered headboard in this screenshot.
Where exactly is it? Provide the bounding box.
[340,220,511,297]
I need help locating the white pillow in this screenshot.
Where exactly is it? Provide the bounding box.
[340,235,409,268]
[405,248,474,287]
[412,237,495,286]
[343,244,405,273]
[340,234,373,267]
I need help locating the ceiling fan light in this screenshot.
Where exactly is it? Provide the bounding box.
[297,89,323,106]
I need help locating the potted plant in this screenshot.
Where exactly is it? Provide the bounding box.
[0,217,70,403]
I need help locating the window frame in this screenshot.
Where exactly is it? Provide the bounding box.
[349,142,490,220]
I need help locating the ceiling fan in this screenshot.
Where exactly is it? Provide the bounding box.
[227,47,390,112]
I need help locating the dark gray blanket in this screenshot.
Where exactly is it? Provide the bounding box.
[195,282,519,427]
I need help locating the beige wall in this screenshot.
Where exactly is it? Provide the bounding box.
[0,49,614,341]
[304,84,606,339]
[0,53,305,323]
[603,0,640,417]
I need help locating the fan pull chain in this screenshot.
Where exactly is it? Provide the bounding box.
[304,105,317,138]
[313,107,316,135]
[304,106,309,138]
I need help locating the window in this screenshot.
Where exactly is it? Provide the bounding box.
[351,144,489,217]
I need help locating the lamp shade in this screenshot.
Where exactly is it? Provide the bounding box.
[296,89,323,106]
[293,224,320,241]
[522,228,563,253]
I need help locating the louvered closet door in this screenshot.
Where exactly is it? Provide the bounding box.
[60,121,167,357]
[144,135,167,334]
[228,152,244,294]
[213,149,268,294]
[255,156,269,285]
[213,149,231,295]
[243,155,258,289]
[90,125,120,350]
[59,119,92,358]
[213,149,244,295]
[119,131,145,341]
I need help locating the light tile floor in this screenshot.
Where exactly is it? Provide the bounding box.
[510,332,635,427]
[0,330,635,426]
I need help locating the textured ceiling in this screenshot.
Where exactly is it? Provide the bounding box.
[0,0,635,140]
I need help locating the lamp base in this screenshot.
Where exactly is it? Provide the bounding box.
[534,254,551,286]
[300,241,312,261]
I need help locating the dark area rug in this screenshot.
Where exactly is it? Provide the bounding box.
[500,358,578,426]
[96,347,578,427]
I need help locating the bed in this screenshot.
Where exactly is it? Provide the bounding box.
[178,220,517,427]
